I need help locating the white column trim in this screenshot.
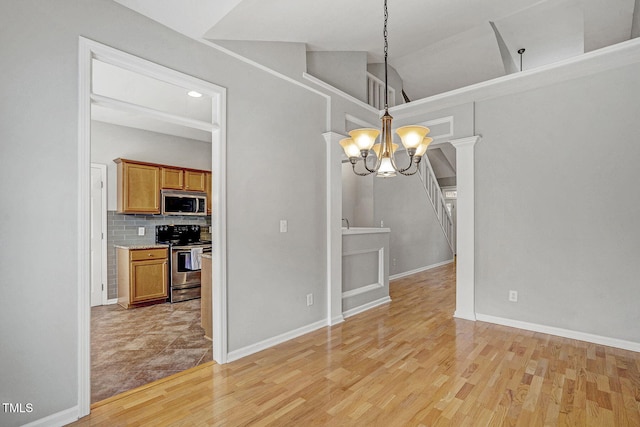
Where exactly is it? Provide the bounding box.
[323,132,345,325]
[450,136,480,321]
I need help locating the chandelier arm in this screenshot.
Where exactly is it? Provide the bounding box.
[397,156,424,176]
[394,155,415,173]
[362,155,378,173]
[351,160,375,176]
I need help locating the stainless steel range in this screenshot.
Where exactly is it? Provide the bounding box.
[156,225,211,303]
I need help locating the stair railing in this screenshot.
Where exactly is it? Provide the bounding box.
[367,72,395,109]
[418,155,455,253]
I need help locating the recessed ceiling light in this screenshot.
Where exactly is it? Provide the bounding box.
[187,90,203,98]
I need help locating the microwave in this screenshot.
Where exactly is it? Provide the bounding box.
[161,190,207,216]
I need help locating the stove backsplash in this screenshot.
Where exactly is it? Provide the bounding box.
[106,211,211,300]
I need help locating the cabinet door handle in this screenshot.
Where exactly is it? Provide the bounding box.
[148,253,153,257]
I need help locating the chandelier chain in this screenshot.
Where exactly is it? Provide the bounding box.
[383,0,389,110]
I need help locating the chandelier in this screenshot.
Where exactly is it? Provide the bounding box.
[339,0,433,177]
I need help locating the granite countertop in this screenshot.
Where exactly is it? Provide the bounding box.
[114,243,169,250]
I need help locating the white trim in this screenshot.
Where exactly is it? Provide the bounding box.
[227,319,327,362]
[389,259,454,281]
[90,163,108,306]
[342,282,384,299]
[323,132,345,326]
[91,93,218,133]
[303,72,380,115]
[330,315,345,325]
[345,113,377,130]
[106,298,118,305]
[211,86,228,364]
[200,40,328,99]
[476,314,640,353]
[77,37,92,419]
[389,37,640,116]
[342,247,385,300]
[418,116,454,141]
[78,38,229,419]
[342,227,390,235]
[450,136,480,322]
[343,296,392,319]
[21,405,79,427]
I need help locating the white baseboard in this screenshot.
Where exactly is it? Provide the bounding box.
[330,315,345,325]
[389,259,454,281]
[476,313,640,353]
[227,319,327,363]
[106,298,118,305]
[454,310,477,321]
[343,296,391,319]
[21,405,78,427]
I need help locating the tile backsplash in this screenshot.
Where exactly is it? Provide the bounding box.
[106,211,211,300]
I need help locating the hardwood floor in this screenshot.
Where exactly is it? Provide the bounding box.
[72,263,640,426]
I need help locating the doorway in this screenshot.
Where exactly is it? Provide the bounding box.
[78,37,228,416]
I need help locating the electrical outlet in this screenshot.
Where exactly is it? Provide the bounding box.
[392,258,397,268]
[380,220,384,227]
[306,293,313,306]
[280,220,288,233]
[509,290,518,302]
[138,227,145,236]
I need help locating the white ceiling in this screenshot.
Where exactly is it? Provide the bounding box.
[115,0,637,100]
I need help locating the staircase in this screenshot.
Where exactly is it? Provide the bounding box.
[418,155,455,254]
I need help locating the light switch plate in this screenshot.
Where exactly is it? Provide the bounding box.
[280,220,288,233]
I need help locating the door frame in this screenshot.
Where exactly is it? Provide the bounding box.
[78,37,228,417]
[90,163,109,305]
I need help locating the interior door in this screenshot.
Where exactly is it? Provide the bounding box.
[90,165,105,306]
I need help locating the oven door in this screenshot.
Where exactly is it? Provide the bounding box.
[170,245,211,288]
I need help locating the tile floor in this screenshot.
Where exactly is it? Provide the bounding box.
[91,299,213,403]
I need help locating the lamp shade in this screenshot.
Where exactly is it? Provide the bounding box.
[414,137,434,157]
[339,138,361,158]
[395,125,430,150]
[348,128,379,151]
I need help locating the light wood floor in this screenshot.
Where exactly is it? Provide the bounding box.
[71,263,640,426]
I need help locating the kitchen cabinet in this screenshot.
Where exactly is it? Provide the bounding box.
[161,167,184,190]
[205,172,212,214]
[115,158,161,214]
[117,246,168,309]
[185,170,206,192]
[115,158,211,213]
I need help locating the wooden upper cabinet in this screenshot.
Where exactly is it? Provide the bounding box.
[205,172,212,214]
[115,159,160,214]
[161,167,184,190]
[185,170,206,192]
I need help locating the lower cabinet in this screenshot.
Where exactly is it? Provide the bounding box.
[117,247,168,309]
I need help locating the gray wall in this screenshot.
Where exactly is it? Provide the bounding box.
[374,174,454,276]
[307,51,368,102]
[0,1,327,425]
[474,62,640,342]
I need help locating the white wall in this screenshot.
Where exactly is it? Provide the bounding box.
[91,121,212,210]
[474,61,640,343]
[0,1,328,425]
